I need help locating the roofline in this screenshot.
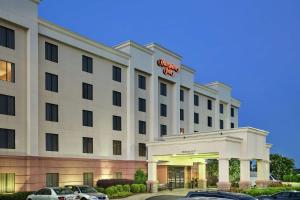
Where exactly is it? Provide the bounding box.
[194,82,218,94]
[206,81,232,90]
[181,64,196,74]
[145,43,182,60]
[114,40,154,55]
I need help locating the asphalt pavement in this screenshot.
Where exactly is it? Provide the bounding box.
[146,195,184,200]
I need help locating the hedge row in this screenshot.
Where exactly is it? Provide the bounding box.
[0,192,33,200]
[242,187,300,197]
[283,174,300,182]
[96,184,146,199]
[96,179,134,188]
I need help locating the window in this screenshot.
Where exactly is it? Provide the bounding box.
[160,104,167,117]
[0,25,15,49]
[138,98,146,112]
[46,173,59,187]
[83,173,93,186]
[83,137,93,153]
[160,82,167,96]
[160,124,167,136]
[207,99,212,110]
[231,107,235,117]
[139,143,146,157]
[36,188,51,195]
[82,55,93,73]
[180,109,184,121]
[46,133,58,152]
[220,120,224,129]
[112,91,121,106]
[0,60,15,82]
[82,83,93,100]
[45,103,58,122]
[220,104,224,114]
[207,116,212,127]
[138,120,146,134]
[0,94,15,116]
[113,115,122,131]
[194,113,199,124]
[0,173,15,193]
[180,89,184,101]
[113,172,122,179]
[45,42,58,63]
[231,122,235,128]
[138,75,146,89]
[45,72,58,92]
[112,66,121,82]
[0,128,15,149]
[82,110,93,127]
[194,94,199,106]
[113,140,122,155]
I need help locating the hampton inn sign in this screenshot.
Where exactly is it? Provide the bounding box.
[157,58,180,76]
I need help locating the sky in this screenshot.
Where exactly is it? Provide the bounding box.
[38,0,300,167]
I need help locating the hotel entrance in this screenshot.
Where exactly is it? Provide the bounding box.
[167,166,185,188]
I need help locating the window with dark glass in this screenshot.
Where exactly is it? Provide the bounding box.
[160,104,167,117]
[220,104,224,114]
[138,98,146,112]
[82,83,93,100]
[112,66,121,82]
[0,128,15,149]
[113,140,122,155]
[180,109,184,121]
[46,133,58,152]
[0,60,15,82]
[0,173,15,193]
[0,94,15,116]
[207,116,212,127]
[231,107,235,117]
[231,122,235,128]
[45,103,58,122]
[194,94,199,106]
[138,75,146,90]
[160,82,167,96]
[138,120,146,135]
[207,99,212,110]
[220,120,224,129]
[112,91,121,106]
[45,72,58,92]
[180,89,184,101]
[83,173,93,186]
[139,143,146,157]
[82,55,93,73]
[82,110,93,127]
[194,113,199,124]
[160,124,167,136]
[46,173,59,187]
[83,137,93,153]
[45,42,58,63]
[113,115,122,131]
[0,25,15,49]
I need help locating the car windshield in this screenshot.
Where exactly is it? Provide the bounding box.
[54,188,74,195]
[79,186,97,193]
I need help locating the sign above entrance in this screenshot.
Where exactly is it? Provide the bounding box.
[157,58,180,77]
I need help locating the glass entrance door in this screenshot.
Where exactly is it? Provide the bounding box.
[168,166,185,188]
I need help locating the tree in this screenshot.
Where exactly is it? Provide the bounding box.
[270,154,295,180]
[134,169,147,184]
[229,159,240,185]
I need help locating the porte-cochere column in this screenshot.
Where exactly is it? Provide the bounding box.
[256,159,270,187]
[239,159,252,189]
[146,161,158,193]
[217,158,231,191]
[198,162,207,189]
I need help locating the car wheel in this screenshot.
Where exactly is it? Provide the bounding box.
[81,198,87,200]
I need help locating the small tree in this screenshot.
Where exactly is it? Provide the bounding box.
[270,154,295,180]
[134,169,147,184]
[229,159,240,186]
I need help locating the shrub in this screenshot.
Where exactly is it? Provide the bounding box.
[96,179,134,188]
[0,192,33,200]
[105,186,117,197]
[115,184,123,192]
[283,174,300,183]
[95,187,105,193]
[109,191,132,199]
[130,184,140,193]
[122,184,130,192]
[139,184,146,193]
[134,169,147,184]
[242,187,300,197]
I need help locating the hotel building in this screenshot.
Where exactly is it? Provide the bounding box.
[0,0,271,193]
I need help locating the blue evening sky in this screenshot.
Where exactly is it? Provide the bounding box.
[38,0,300,167]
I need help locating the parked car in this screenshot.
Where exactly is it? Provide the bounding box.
[181,191,257,200]
[65,185,108,200]
[257,191,300,200]
[26,187,76,200]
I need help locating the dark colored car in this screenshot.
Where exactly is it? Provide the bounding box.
[183,191,257,200]
[257,191,300,200]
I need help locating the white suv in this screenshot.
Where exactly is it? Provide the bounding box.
[65,185,108,200]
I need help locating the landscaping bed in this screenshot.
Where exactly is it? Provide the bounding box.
[241,186,300,197]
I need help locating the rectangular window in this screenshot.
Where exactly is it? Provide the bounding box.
[113,140,122,155]
[82,55,93,73]
[83,137,93,154]
[46,133,58,152]
[160,104,167,117]
[0,25,15,49]
[160,124,167,136]
[231,122,235,128]
[0,128,15,149]
[194,94,199,106]
[113,172,122,179]
[112,66,121,82]
[220,120,224,129]
[180,109,184,121]
[231,107,235,117]
[0,60,15,82]
[180,89,184,101]
[220,104,224,114]
[139,143,146,157]
[207,99,212,110]
[138,120,146,135]
[207,116,212,127]
[82,110,93,127]
[138,98,146,112]
[0,173,15,193]
[112,91,121,106]
[160,82,167,96]
[0,94,15,116]
[82,83,93,100]
[83,173,93,186]
[194,113,199,124]
[45,72,58,92]
[113,115,122,131]
[45,42,58,63]
[46,173,59,187]
[138,75,146,90]
[45,103,58,122]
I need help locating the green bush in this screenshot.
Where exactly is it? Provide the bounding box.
[105,186,118,197]
[95,187,105,193]
[134,169,147,184]
[122,184,130,192]
[109,191,132,199]
[0,192,33,200]
[130,184,140,193]
[283,174,300,182]
[242,187,300,197]
[139,184,146,193]
[115,184,123,192]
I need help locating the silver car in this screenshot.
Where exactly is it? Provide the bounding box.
[65,185,109,200]
[27,187,76,200]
